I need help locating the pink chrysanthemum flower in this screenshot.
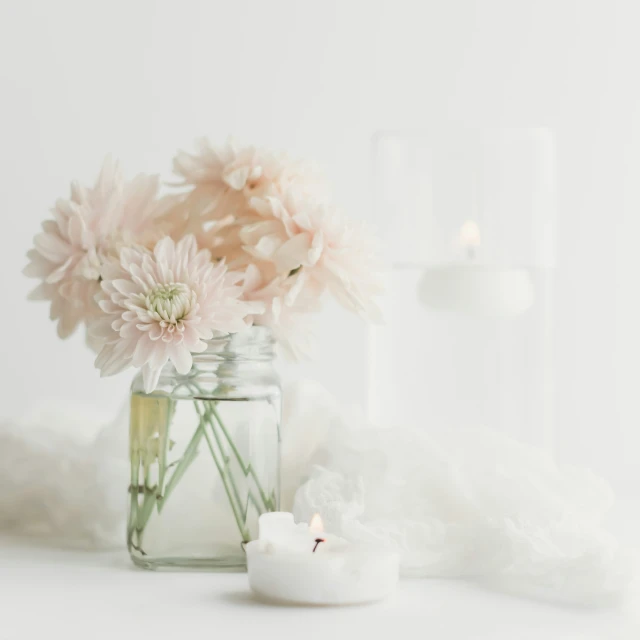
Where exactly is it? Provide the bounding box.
[240,264,320,359]
[24,157,172,345]
[92,235,262,393]
[170,139,328,252]
[248,189,383,321]
[173,138,308,202]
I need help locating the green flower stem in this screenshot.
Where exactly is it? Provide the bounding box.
[209,402,277,512]
[130,417,205,556]
[127,453,140,550]
[187,379,274,514]
[196,402,251,542]
[128,380,276,557]
[136,466,157,545]
[156,420,204,514]
[201,402,272,516]
[156,397,175,498]
[203,413,247,518]
[199,403,263,525]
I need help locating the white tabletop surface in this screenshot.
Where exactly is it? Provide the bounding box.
[1,536,638,640]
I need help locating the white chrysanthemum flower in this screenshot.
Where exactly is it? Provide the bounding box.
[171,138,329,258]
[24,157,172,345]
[173,138,309,200]
[92,235,262,393]
[248,189,383,321]
[240,264,320,359]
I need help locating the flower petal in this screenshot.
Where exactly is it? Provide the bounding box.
[272,233,313,273]
[169,345,193,375]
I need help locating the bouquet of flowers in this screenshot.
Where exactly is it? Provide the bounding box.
[24,138,381,565]
[24,139,381,389]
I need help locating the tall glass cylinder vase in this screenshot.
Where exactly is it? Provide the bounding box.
[368,128,556,450]
[127,327,281,571]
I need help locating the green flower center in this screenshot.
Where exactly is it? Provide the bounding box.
[146,283,194,323]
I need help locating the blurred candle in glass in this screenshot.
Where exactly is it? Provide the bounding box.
[368,128,556,451]
[418,219,535,316]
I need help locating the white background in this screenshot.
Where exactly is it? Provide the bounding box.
[1,0,639,497]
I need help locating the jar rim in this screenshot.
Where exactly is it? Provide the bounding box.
[204,325,273,344]
[194,326,275,361]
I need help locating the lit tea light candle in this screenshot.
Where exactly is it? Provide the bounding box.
[418,220,535,316]
[245,512,399,605]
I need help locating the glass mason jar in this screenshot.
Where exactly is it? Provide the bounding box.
[127,327,281,571]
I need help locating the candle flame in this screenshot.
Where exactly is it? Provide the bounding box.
[309,513,324,532]
[459,220,481,248]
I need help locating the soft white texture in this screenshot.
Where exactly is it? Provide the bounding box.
[0,380,634,604]
[0,404,128,548]
[289,406,634,604]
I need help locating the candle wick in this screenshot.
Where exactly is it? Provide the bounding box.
[312,538,325,553]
